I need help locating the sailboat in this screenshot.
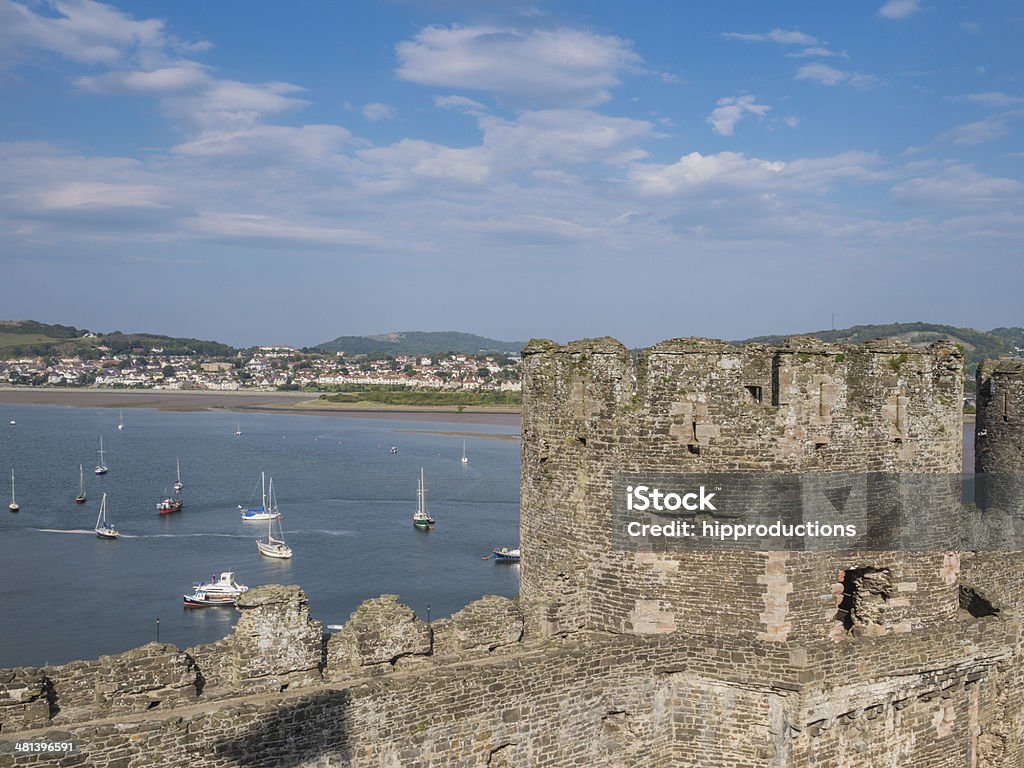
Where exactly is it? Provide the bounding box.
[95,436,108,475]
[94,492,118,539]
[9,469,19,513]
[256,478,292,559]
[75,464,87,504]
[412,468,435,528]
[239,471,281,521]
[234,421,242,437]
[157,459,184,515]
[461,440,468,464]
[117,410,125,431]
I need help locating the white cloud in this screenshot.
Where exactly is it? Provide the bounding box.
[890,165,1022,208]
[172,124,354,160]
[479,109,653,167]
[878,0,921,20]
[964,92,1024,108]
[0,0,165,64]
[939,113,1019,145]
[628,151,885,197]
[361,102,395,121]
[434,94,490,116]
[629,152,785,195]
[183,213,384,247]
[358,140,492,185]
[707,95,770,136]
[795,63,877,88]
[395,25,641,107]
[722,28,818,46]
[76,63,209,94]
[37,181,168,210]
[166,79,308,129]
[786,46,848,59]
[784,116,800,128]
[356,108,653,188]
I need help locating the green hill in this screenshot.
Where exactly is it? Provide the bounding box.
[740,323,1024,372]
[315,331,524,357]
[0,320,235,359]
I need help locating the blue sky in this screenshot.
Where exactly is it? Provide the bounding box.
[0,0,1021,347]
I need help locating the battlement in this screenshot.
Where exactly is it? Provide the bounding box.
[1,583,1018,767]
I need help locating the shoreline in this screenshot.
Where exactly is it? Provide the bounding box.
[0,386,521,426]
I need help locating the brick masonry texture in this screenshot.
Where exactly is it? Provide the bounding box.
[0,338,1022,767]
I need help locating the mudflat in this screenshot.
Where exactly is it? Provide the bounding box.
[0,386,521,426]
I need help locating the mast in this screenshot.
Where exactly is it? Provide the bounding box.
[10,469,15,505]
[419,467,426,516]
[261,471,266,511]
[79,464,84,494]
[267,478,273,545]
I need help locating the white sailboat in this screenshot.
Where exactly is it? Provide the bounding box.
[234,420,242,437]
[239,471,281,521]
[157,458,184,515]
[461,439,468,464]
[117,410,124,431]
[94,492,118,539]
[75,464,86,504]
[412,468,435,528]
[9,468,19,513]
[95,436,108,475]
[257,478,292,559]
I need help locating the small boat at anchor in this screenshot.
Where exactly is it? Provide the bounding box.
[461,439,468,464]
[95,436,108,475]
[239,471,281,521]
[183,571,248,606]
[412,468,435,528]
[94,493,118,539]
[256,478,292,559]
[9,468,19,513]
[158,459,184,514]
[75,464,87,504]
[491,547,520,562]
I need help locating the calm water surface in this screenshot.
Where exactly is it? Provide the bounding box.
[0,404,520,667]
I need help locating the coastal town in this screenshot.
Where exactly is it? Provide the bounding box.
[0,346,522,393]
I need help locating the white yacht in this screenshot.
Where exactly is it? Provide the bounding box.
[239,471,281,521]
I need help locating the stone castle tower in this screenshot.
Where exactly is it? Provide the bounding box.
[518,337,1024,766]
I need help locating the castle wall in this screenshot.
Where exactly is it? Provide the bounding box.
[0,595,1013,768]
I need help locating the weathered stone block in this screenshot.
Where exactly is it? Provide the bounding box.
[326,594,431,675]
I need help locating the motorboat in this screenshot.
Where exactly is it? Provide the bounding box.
[491,547,521,562]
[187,571,248,602]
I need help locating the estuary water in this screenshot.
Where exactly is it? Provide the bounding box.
[0,404,520,667]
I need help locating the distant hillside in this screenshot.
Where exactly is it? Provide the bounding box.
[740,323,1024,371]
[0,320,235,359]
[315,331,525,357]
